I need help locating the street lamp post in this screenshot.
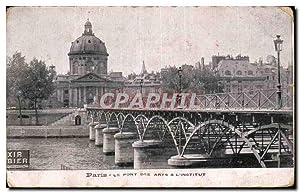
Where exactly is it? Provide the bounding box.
[178,66,182,93]
[217,81,222,93]
[140,79,143,95]
[274,35,283,109]
[177,66,183,152]
[17,90,22,125]
[177,66,183,109]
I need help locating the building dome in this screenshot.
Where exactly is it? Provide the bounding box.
[68,19,108,56]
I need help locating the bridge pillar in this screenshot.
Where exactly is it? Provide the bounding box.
[114,132,136,166]
[132,140,161,169]
[95,123,107,146]
[88,122,98,141]
[168,154,210,167]
[102,127,119,155]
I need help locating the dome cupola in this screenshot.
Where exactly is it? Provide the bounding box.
[68,19,108,76]
[68,19,108,56]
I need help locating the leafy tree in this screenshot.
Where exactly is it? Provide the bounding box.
[6,52,28,108]
[161,66,223,94]
[191,67,224,94]
[19,58,55,125]
[161,66,192,93]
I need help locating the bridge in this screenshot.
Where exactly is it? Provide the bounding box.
[85,88,294,169]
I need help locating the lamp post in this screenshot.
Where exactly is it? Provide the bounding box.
[274,35,283,109]
[177,66,183,151]
[177,66,183,109]
[217,81,222,93]
[178,66,183,93]
[140,79,143,95]
[17,90,22,125]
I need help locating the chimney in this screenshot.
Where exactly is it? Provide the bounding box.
[259,57,263,65]
[201,57,205,65]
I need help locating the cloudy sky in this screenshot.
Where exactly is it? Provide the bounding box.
[6,6,293,75]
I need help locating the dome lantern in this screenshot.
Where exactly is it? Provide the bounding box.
[84,18,93,35]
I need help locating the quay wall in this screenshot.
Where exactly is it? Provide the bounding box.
[7,126,88,138]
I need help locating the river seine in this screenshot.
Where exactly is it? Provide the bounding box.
[7,137,268,170]
[7,138,175,170]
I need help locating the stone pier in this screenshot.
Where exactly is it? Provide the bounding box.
[102,127,119,155]
[95,123,107,146]
[132,140,161,169]
[114,132,137,166]
[168,154,210,167]
[88,121,98,141]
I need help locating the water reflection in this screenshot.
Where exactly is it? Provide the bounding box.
[7,138,175,170]
[7,138,266,170]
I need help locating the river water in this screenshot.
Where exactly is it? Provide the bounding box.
[7,138,177,170]
[7,137,270,170]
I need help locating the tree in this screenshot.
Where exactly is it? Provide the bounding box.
[19,58,55,125]
[191,67,224,94]
[6,52,28,108]
[161,66,192,93]
[161,66,223,94]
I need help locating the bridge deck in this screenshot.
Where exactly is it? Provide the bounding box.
[87,106,293,115]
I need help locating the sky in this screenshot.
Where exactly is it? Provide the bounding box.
[6,6,294,76]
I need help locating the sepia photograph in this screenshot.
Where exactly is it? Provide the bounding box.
[6,6,294,188]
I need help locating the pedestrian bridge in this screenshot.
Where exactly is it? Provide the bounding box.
[85,88,293,168]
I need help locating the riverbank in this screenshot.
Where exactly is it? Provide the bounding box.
[6,108,78,126]
[7,126,88,138]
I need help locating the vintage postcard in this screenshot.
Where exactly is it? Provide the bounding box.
[6,6,294,188]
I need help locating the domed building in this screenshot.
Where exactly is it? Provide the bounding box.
[54,19,124,108]
[68,19,108,75]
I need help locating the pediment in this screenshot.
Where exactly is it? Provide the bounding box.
[72,73,112,82]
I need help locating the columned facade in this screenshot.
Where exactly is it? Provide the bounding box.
[54,19,123,108]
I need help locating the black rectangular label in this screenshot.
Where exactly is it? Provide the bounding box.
[7,150,30,169]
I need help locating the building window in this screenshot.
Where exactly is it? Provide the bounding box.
[88,40,91,43]
[248,70,253,75]
[236,70,242,75]
[64,90,69,94]
[225,70,231,75]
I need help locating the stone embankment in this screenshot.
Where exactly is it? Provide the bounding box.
[7,126,88,138]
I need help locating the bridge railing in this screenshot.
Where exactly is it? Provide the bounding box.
[194,87,292,110]
[90,87,293,111]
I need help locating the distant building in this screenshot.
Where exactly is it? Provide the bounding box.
[212,54,226,69]
[214,54,291,94]
[124,62,161,96]
[53,19,123,107]
[181,64,194,72]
